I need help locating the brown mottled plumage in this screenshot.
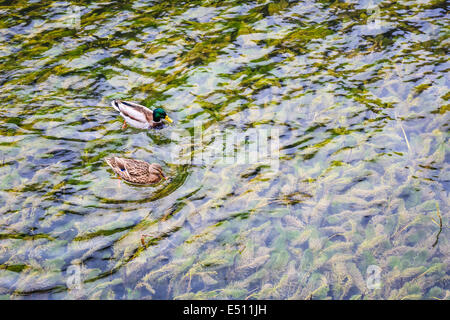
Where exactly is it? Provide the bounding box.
[105,157,166,184]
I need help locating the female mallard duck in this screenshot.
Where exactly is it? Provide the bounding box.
[105,157,166,184]
[111,99,173,129]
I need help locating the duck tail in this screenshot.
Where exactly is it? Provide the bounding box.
[105,157,116,168]
[111,99,121,112]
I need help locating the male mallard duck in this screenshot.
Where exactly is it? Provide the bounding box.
[111,99,173,129]
[105,157,166,184]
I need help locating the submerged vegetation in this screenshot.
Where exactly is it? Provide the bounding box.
[0,0,448,299]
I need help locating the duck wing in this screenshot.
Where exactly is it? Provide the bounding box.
[123,158,151,177]
[105,157,127,178]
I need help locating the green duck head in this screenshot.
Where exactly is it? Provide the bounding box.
[153,108,173,123]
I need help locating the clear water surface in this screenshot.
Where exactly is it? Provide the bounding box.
[0,0,448,299]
